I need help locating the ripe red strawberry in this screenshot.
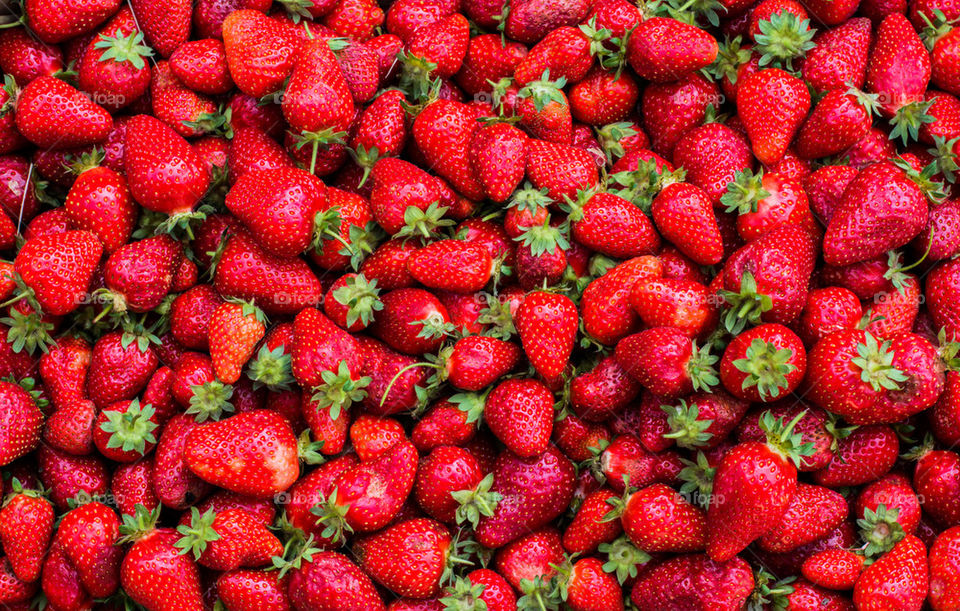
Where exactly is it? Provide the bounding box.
[354,518,453,598]
[213,233,324,316]
[707,411,813,561]
[513,25,602,86]
[581,255,661,345]
[467,122,528,203]
[24,0,120,44]
[866,13,932,124]
[616,327,719,399]
[807,329,943,424]
[368,157,453,236]
[102,234,183,314]
[642,73,720,158]
[0,381,44,466]
[406,239,493,294]
[358,336,432,415]
[438,335,521,391]
[414,445,485,523]
[208,301,266,384]
[349,89,407,178]
[562,488,621,553]
[801,17,871,92]
[442,569,517,611]
[516,290,577,382]
[569,354,642,422]
[226,167,327,259]
[567,191,660,258]
[672,122,753,204]
[795,88,876,159]
[0,27,63,87]
[64,163,137,254]
[475,445,576,548]
[853,535,928,610]
[629,554,754,610]
[222,10,299,98]
[736,68,811,165]
[929,526,960,611]
[124,114,211,218]
[287,551,385,610]
[626,18,718,83]
[150,61,220,138]
[36,445,110,509]
[14,76,112,149]
[914,449,960,527]
[184,410,299,498]
[484,378,554,457]
[630,277,718,339]
[0,480,54,582]
[119,507,205,611]
[802,548,865,590]
[76,7,153,111]
[312,439,418,539]
[169,39,234,95]
[557,556,625,611]
[812,424,899,490]
[112,458,160,517]
[370,287,452,355]
[411,399,477,451]
[15,230,103,316]
[92,398,159,462]
[719,323,807,402]
[652,182,724,265]
[495,527,565,605]
[857,472,921,535]
[613,483,707,552]
[570,67,639,126]
[457,34,527,96]
[824,161,929,266]
[129,0,190,57]
[412,99,485,200]
[217,569,291,611]
[928,258,960,339]
[175,507,282,571]
[55,501,122,598]
[757,483,847,553]
[525,138,600,201]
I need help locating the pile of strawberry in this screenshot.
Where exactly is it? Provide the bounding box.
[0,0,960,607]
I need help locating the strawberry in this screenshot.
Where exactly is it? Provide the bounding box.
[14,76,113,149]
[806,329,943,424]
[569,355,642,422]
[184,410,300,498]
[438,335,521,391]
[414,445,486,523]
[813,424,899,487]
[757,483,847,553]
[76,7,153,111]
[0,480,54,582]
[798,286,862,346]
[311,187,375,271]
[24,0,120,44]
[92,398,159,462]
[801,17,872,92]
[354,518,453,598]
[441,569,517,611]
[208,301,267,384]
[349,89,408,178]
[516,290,577,382]
[853,535,928,610]
[706,411,813,561]
[581,255,661,345]
[412,99,485,200]
[914,449,960,527]
[616,327,719,399]
[475,445,576,548]
[719,323,806,401]
[567,190,660,258]
[358,336,432,415]
[36,445,110,509]
[802,548,865,590]
[456,34,528,96]
[824,161,930,266]
[217,569,291,611]
[629,555,754,610]
[150,61,220,138]
[651,185,724,267]
[222,10,299,98]
[226,167,327,259]
[557,556,625,611]
[368,157,453,235]
[795,88,877,159]
[412,399,477,451]
[64,163,137,254]
[630,277,718,339]
[370,288,452,355]
[563,488,622,553]
[112,458,160,517]
[0,381,43,465]
[736,68,811,165]
[287,551,385,610]
[101,234,183,314]
[867,13,932,130]
[311,438,418,539]
[928,258,960,339]
[661,389,749,450]
[119,506,206,611]
[169,39,234,95]
[857,472,921,535]
[672,122,753,204]
[124,114,211,218]
[406,239,493,293]
[721,224,817,332]
[213,233,325,315]
[611,483,707,553]
[484,378,555,457]
[929,526,960,611]
[129,0,190,57]
[495,528,565,605]
[323,0,386,41]
[228,127,297,181]
[55,501,122,598]
[626,18,718,83]
[525,138,600,202]
[175,506,282,571]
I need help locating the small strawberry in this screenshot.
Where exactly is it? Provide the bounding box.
[736,68,811,165]
[175,506,283,571]
[626,18,718,83]
[719,323,807,402]
[0,380,44,465]
[287,551,385,610]
[0,479,54,582]
[629,554,754,610]
[222,10,299,98]
[651,182,724,265]
[208,301,267,384]
[406,239,493,294]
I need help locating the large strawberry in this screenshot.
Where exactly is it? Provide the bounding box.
[853,535,928,610]
[706,411,813,561]
[14,230,102,316]
[184,410,300,498]
[222,10,299,98]
[353,518,454,599]
[626,18,718,83]
[0,480,53,582]
[14,76,113,149]
[516,291,578,382]
[736,68,811,165]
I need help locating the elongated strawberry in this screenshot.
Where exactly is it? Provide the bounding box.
[626,18,718,83]
[567,190,660,258]
[0,480,53,582]
[867,13,932,132]
[175,506,282,571]
[516,291,577,382]
[412,99,485,200]
[526,138,600,202]
[853,535,928,610]
[629,555,754,610]
[55,501,122,598]
[616,327,719,399]
[287,551,385,610]
[652,182,724,265]
[470,121,528,203]
[736,68,811,165]
[208,301,266,384]
[706,411,814,561]
[0,381,43,466]
[406,239,493,294]
[101,234,183,314]
[222,10,299,98]
[124,114,211,220]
